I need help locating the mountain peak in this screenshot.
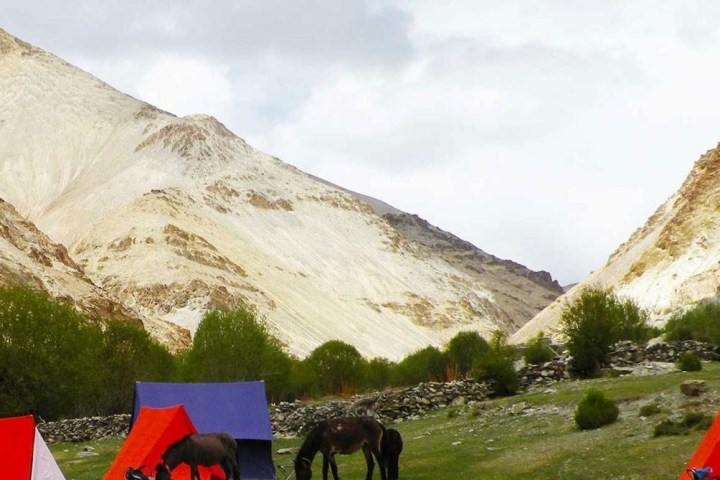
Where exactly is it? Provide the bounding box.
[0,30,562,358]
[513,142,720,343]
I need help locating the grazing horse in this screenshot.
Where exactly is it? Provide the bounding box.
[380,429,403,480]
[294,417,387,480]
[155,433,241,480]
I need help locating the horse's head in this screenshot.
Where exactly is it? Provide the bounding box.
[155,463,171,480]
[294,457,312,480]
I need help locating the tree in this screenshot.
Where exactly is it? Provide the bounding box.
[392,346,447,386]
[561,286,649,376]
[92,320,175,414]
[445,331,489,378]
[0,285,102,419]
[183,307,292,399]
[305,340,367,395]
[472,331,519,396]
[523,332,555,365]
[364,357,394,391]
[665,302,720,344]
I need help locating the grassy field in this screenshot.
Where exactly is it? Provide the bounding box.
[52,364,720,479]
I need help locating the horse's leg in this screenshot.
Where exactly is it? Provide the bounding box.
[373,448,387,480]
[362,445,375,480]
[222,457,241,480]
[321,454,330,480]
[329,454,340,480]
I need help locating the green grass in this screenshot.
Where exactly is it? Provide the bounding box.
[52,364,720,479]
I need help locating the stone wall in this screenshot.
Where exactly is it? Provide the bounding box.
[270,379,491,437]
[518,340,720,389]
[37,414,130,443]
[35,341,720,443]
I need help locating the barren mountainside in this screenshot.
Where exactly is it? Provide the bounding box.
[513,144,720,343]
[0,28,561,359]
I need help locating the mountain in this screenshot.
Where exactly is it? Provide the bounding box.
[0,28,561,359]
[512,144,720,343]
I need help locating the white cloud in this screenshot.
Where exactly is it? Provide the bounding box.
[135,56,233,120]
[7,0,720,286]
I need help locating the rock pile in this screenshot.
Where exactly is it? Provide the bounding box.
[609,340,720,366]
[37,414,130,443]
[270,380,491,437]
[519,340,720,389]
[33,341,720,443]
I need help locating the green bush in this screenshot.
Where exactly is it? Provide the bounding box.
[561,287,651,376]
[472,331,519,396]
[392,346,448,386]
[182,307,292,400]
[683,412,713,430]
[638,404,662,417]
[445,331,489,378]
[0,285,176,419]
[523,333,555,365]
[653,419,689,437]
[364,357,394,391]
[652,412,713,437]
[574,389,619,430]
[305,340,367,395]
[678,352,703,372]
[665,302,720,344]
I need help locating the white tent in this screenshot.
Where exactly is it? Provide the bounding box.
[1,415,65,479]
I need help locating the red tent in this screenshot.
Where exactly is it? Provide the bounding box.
[680,411,720,479]
[103,405,224,480]
[0,414,65,479]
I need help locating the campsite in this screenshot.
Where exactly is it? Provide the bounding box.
[25,362,720,479]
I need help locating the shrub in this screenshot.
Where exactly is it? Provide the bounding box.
[678,352,703,372]
[683,412,713,430]
[653,419,689,437]
[561,287,650,376]
[182,307,292,400]
[364,357,394,391]
[665,302,720,344]
[574,389,619,430]
[639,404,662,417]
[472,331,519,396]
[392,346,448,386]
[523,333,555,365]
[652,412,713,437]
[305,340,367,395]
[445,331,490,378]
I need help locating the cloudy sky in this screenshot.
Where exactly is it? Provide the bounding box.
[6,1,720,285]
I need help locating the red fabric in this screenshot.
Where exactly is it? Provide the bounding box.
[102,405,224,480]
[680,412,720,479]
[0,415,35,479]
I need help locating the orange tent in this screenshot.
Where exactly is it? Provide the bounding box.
[0,414,65,479]
[103,405,224,480]
[679,411,720,479]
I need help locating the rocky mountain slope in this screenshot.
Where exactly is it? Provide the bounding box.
[512,144,720,343]
[0,28,561,358]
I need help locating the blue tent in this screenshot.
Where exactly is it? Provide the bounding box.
[131,381,275,480]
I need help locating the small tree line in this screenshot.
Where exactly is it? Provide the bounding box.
[2,283,718,421]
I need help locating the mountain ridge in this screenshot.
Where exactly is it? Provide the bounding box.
[512,143,720,343]
[0,28,561,359]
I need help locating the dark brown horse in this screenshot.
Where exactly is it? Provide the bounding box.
[155,433,240,480]
[294,417,387,480]
[381,429,403,480]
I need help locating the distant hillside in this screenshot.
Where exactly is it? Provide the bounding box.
[0,28,561,358]
[513,143,720,343]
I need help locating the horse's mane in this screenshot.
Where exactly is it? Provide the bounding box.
[295,421,325,463]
